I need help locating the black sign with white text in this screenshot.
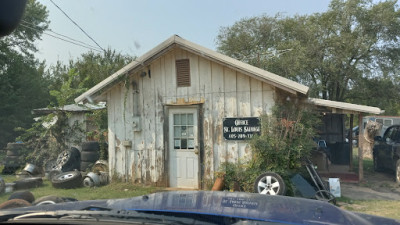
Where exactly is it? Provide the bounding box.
[223,117,261,140]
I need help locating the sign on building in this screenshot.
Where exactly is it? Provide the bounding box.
[223,117,261,140]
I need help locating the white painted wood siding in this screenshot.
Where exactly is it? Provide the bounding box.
[106,47,275,185]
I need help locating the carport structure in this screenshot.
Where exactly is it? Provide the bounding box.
[307,98,383,182]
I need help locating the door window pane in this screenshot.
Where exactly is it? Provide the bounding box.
[188,126,194,137]
[188,139,194,149]
[174,139,181,149]
[188,114,193,125]
[181,139,187,149]
[174,114,181,125]
[181,114,187,125]
[174,127,181,138]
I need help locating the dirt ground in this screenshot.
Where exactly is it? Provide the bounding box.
[341,170,400,200]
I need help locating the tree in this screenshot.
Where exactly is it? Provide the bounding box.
[217,0,400,102]
[0,0,50,148]
[46,49,133,106]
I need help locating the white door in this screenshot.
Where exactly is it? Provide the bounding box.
[169,108,199,188]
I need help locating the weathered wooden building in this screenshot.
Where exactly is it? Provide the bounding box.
[75,35,381,188]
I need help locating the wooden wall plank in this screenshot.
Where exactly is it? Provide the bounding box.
[164,51,176,104]
[141,62,155,183]
[250,78,263,117]
[107,89,116,179]
[188,52,200,102]
[198,57,213,180]
[262,83,275,114]
[152,58,164,182]
[224,67,238,163]
[236,72,251,162]
[211,62,225,169]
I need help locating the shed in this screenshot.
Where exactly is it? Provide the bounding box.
[32,103,106,150]
[75,35,381,188]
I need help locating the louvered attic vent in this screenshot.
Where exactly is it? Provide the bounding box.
[176,59,190,87]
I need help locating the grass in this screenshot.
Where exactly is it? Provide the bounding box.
[334,147,400,220]
[0,175,161,203]
[341,200,400,220]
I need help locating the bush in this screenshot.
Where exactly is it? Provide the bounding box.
[219,102,320,192]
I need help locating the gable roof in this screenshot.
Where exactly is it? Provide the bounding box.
[75,35,309,103]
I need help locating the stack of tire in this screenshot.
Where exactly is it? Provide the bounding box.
[80,141,101,171]
[2,143,25,174]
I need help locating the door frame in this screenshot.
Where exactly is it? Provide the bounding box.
[164,105,203,189]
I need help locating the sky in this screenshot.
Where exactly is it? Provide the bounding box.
[35,0,332,66]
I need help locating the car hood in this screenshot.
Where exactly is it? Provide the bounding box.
[1,191,398,225]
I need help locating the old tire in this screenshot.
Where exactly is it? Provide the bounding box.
[8,191,35,203]
[48,170,61,181]
[81,141,100,152]
[81,151,99,162]
[254,172,286,195]
[80,161,93,171]
[56,149,80,172]
[373,154,383,172]
[0,199,31,210]
[396,159,400,184]
[52,170,82,189]
[13,177,43,190]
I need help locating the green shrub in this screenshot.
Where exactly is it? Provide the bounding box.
[219,102,320,192]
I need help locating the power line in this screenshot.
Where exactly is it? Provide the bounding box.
[49,0,105,52]
[20,23,102,52]
[21,20,102,51]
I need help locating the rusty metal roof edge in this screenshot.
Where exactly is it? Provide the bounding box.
[308,98,383,115]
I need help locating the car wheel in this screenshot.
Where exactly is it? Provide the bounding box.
[56,149,80,172]
[254,172,286,195]
[395,159,400,184]
[52,170,82,189]
[373,154,383,172]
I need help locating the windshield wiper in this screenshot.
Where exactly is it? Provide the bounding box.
[8,209,218,225]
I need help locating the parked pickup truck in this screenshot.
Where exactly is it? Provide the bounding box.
[373,124,400,183]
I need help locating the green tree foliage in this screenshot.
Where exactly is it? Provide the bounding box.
[46,49,133,106]
[217,0,400,106]
[0,0,50,148]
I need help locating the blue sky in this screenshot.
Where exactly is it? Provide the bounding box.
[35,0,332,66]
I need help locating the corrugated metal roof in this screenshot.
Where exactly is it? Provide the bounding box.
[308,98,383,115]
[74,35,309,103]
[32,103,106,115]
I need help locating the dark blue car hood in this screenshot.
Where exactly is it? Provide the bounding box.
[1,191,399,225]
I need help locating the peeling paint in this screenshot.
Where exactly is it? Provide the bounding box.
[167,97,205,105]
[215,124,222,144]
